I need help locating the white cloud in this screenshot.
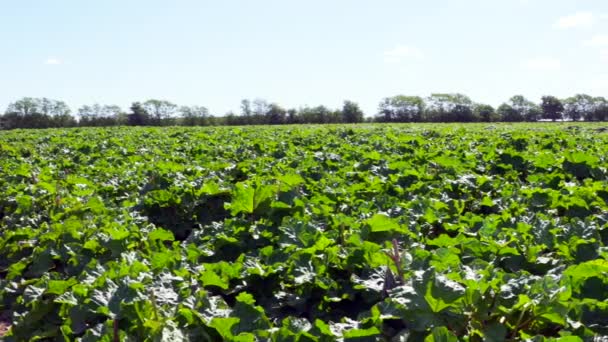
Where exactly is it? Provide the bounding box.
[522,57,561,71]
[554,11,595,29]
[383,45,424,62]
[601,49,608,61]
[44,58,61,65]
[583,34,608,47]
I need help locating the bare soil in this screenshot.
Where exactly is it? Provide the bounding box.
[0,311,10,337]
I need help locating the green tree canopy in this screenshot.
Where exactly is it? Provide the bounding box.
[143,99,177,125]
[563,94,594,121]
[541,95,564,121]
[473,104,497,122]
[179,106,209,126]
[128,102,150,126]
[497,103,522,122]
[341,100,365,123]
[378,95,425,122]
[509,95,541,122]
[424,93,474,122]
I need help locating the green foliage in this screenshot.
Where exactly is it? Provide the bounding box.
[2,97,76,129]
[341,100,365,123]
[0,124,608,340]
[377,95,425,122]
[541,96,565,121]
[3,93,608,130]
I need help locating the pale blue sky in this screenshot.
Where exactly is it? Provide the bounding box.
[1,1,607,116]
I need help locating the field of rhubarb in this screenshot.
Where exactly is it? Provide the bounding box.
[1,124,608,341]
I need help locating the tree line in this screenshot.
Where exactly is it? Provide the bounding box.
[1,93,607,129]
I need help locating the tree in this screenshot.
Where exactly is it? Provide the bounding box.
[53,111,77,127]
[252,99,269,115]
[6,97,39,116]
[563,95,593,121]
[286,108,299,124]
[251,98,269,124]
[331,110,344,123]
[474,104,497,122]
[3,97,74,129]
[3,98,38,128]
[78,104,123,126]
[39,98,71,117]
[424,94,454,122]
[424,93,474,122]
[127,102,150,126]
[341,100,364,123]
[240,99,252,116]
[42,98,74,127]
[592,97,608,121]
[540,96,564,121]
[298,105,333,123]
[142,99,177,125]
[240,99,253,124]
[452,104,476,122]
[265,103,287,125]
[224,111,238,125]
[509,95,541,121]
[567,96,608,121]
[179,106,209,126]
[377,95,424,122]
[497,103,522,122]
[5,97,71,118]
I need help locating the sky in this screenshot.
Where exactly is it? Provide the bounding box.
[1,0,607,116]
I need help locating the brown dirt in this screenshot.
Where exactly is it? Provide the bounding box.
[0,311,10,337]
